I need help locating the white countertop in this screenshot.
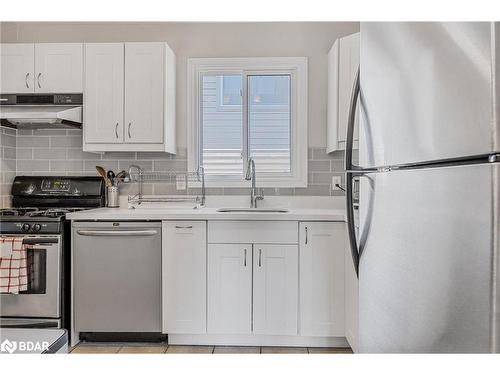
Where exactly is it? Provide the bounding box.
[67,207,348,222]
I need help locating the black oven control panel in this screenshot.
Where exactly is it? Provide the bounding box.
[41,179,71,192]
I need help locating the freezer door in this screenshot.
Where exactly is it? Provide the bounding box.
[358,163,499,353]
[359,22,498,169]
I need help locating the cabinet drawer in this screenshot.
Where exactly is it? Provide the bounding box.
[208,221,298,244]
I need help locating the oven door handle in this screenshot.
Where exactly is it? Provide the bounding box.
[0,320,59,329]
[22,238,59,245]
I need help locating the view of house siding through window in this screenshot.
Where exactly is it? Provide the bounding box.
[248,75,291,173]
[200,74,291,177]
[201,74,243,176]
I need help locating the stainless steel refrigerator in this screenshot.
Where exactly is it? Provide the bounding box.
[345,22,500,353]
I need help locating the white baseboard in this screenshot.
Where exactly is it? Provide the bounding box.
[168,334,349,348]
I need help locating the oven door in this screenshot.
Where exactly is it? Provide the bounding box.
[0,235,61,318]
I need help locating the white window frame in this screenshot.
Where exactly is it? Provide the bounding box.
[187,57,308,188]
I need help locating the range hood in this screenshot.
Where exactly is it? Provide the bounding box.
[0,94,83,129]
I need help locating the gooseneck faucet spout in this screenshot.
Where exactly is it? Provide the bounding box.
[245,158,264,208]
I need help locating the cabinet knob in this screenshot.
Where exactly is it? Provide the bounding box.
[25,73,30,88]
[115,123,119,139]
[258,248,262,267]
[244,248,247,267]
[128,123,132,138]
[37,73,42,88]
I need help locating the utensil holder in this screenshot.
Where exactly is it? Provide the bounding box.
[107,186,119,208]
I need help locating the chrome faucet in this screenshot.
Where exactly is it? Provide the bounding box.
[128,164,144,199]
[245,158,264,208]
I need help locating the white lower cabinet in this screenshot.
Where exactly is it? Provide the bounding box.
[299,222,346,337]
[207,244,252,334]
[165,219,349,347]
[253,244,299,335]
[162,221,206,334]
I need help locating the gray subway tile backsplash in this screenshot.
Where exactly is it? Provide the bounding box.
[17,159,50,172]
[34,148,67,160]
[50,135,83,148]
[308,160,330,172]
[50,160,84,172]
[0,127,358,207]
[16,148,33,159]
[17,136,50,148]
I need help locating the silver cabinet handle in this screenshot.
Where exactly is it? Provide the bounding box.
[0,98,8,102]
[25,73,30,88]
[128,123,131,138]
[175,225,193,229]
[76,230,158,236]
[258,248,262,267]
[244,248,247,267]
[305,226,308,244]
[37,73,42,88]
[115,123,119,138]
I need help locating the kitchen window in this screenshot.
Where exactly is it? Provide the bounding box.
[188,57,308,187]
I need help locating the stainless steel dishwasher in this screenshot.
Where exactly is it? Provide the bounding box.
[73,222,161,333]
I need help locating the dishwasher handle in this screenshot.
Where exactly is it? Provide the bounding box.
[76,229,158,237]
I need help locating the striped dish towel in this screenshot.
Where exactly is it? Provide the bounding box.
[0,237,29,294]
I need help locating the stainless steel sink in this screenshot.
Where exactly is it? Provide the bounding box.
[216,207,289,213]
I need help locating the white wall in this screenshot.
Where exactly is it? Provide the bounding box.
[0,22,359,148]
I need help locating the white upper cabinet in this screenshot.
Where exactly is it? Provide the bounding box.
[327,32,359,153]
[84,43,124,144]
[0,44,35,93]
[207,244,252,334]
[34,44,83,93]
[124,43,164,144]
[253,244,298,336]
[0,43,82,94]
[83,42,176,153]
[299,222,345,337]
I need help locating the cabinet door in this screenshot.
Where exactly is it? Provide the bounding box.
[162,221,207,334]
[207,244,252,334]
[34,43,83,93]
[326,40,339,153]
[124,43,164,144]
[337,33,359,147]
[84,43,124,144]
[299,222,345,337]
[253,244,298,335]
[0,44,34,93]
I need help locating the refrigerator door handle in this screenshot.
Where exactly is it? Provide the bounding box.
[344,67,378,176]
[345,67,360,173]
[346,172,359,277]
[345,67,362,277]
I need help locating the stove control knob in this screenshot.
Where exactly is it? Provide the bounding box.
[22,223,31,232]
[32,224,41,232]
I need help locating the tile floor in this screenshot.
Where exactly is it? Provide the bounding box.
[70,343,353,354]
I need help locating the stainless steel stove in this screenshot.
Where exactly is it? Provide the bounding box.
[0,176,105,333]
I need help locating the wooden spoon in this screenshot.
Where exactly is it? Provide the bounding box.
[95,166,110,187]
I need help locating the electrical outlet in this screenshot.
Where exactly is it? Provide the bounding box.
[332,176,342,191]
